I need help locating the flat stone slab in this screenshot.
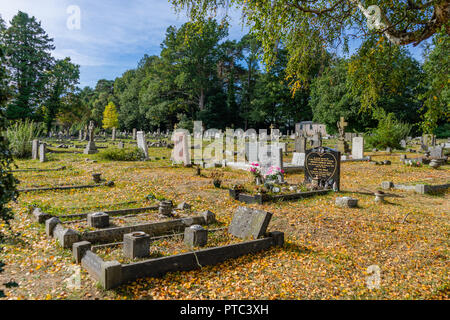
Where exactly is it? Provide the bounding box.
[228,207,273,240]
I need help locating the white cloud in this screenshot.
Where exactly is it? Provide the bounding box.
[0,0,247,87]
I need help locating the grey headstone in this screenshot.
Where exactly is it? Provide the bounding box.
[228,207,273,240]
[335,197,358,208]
[39,143,47,162]
[32,139,39,160]
[294,137,307,153]
[429,146,443,159]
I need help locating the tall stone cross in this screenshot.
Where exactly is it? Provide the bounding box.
[337,117,348,139]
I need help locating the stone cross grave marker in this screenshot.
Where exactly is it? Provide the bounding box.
[338,117,348,139]
[336,117,349,154]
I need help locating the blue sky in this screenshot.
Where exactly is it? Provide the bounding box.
[1,0,427,88]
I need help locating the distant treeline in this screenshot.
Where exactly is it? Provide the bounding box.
[1,13,448,137]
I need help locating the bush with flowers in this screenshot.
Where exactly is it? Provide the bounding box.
[249,162,262,177]
[406,159,422,167]
[264,166,284,184]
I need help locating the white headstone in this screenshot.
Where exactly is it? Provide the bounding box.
[172,131,191,165]
[136,131,149,159]
[259,145,283,176]
[291,152,305,166]
[352,137,364,159]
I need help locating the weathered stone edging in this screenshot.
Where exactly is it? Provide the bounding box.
[75,231,284,289]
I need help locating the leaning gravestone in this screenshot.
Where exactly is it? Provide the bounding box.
[352,137,364,159]
[228,206,273,240]
[136,131,149,159]
[305,146,341,190]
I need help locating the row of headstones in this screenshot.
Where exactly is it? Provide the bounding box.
[31,140,47,162]
[294,136,364,159]
[76,128,172,142]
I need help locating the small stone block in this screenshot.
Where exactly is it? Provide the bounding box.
[45,217,61,237]
[415,184,429,194]
[381,181,394,190]
[201,210,216,224]
[87,212,110,228]
[55,227,80,249]
[101,260,122,290]
[184,225,208,248]
[32,208,51,224]
[335,197,358,208]
[269,231,284,247]
[123,232,151,259]
[73,241,91,264]
[177,202,191,210]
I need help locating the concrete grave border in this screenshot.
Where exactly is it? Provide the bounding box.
[237,189,332,204]
[73,231,284,289]
[381,181,450,194]
[40,209,215,247]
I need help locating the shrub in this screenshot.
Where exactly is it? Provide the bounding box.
[5,120,42,158]
[98,147,145,161]
[366,111,411,149]
[0,112,19,299]
[434,123,450,139]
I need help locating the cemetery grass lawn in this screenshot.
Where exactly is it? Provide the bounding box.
[0,147,449,300]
